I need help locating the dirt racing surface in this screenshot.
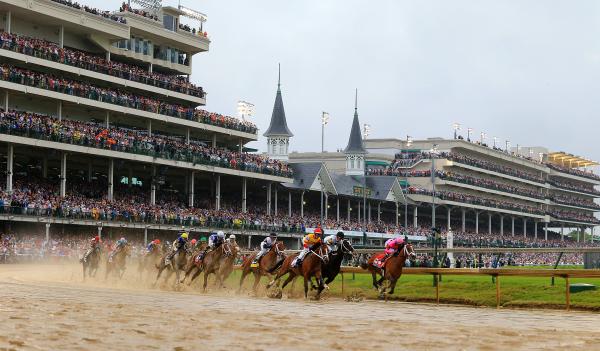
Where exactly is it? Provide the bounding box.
[1,264,600,351]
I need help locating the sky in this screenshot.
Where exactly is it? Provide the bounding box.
[91,0,600,165]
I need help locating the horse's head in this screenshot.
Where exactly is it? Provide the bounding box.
[403,243,416,260]
[339,239,355,257]
[273,241,286,255]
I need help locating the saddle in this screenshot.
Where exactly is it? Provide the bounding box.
[372,253,387,269]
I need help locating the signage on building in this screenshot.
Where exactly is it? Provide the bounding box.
[353,186,372,197]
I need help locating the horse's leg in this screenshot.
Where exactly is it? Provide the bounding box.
[266,270,284,289]
[251,271,262,294]
[371,271,379,289]
[303,276,309,299]
[238,268,250,293]
[189,266,203,285]
[388,277,398,295]
[154,265,165,286]
[314,271,325,298]
[203,271,210,292]
[280,272,296,290]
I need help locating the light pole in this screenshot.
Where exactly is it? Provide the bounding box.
[452,123,461,139]
[505,140,510,152]
[480,132,486,145]
[431,143,439,228]
[320,112,330,227]
[467,128,472,142]
[406,135,413,147]
[363,124,371,228]
[493,136,498,149]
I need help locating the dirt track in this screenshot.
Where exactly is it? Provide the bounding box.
[1,264,600,351]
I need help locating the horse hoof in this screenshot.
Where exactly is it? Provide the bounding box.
[324,284,330,290]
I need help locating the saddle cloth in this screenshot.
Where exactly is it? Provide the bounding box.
[372,253,386,269]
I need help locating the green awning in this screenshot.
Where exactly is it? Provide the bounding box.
[399,179,409,187]
[366,161,389,167]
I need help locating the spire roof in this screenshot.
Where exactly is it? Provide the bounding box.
[263,64,294,137]
[344,89,367,154]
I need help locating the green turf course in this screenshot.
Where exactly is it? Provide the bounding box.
[229,270,600,310]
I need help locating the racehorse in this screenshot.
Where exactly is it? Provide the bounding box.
[321,239,355,287]
[81,246,101,281]
[215,241,240,288]
[182,243,208,285]
[105,244,131,280]
[238,241,286,294]
[198,242,232,291]
[267,242,329,299]
[154,243,191,288]
[361,242,416,295]
[137,243,163,280]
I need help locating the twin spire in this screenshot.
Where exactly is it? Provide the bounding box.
[263,63,293,138]
[344,88,367,154]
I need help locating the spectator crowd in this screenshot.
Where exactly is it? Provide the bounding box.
[51,0,126,23]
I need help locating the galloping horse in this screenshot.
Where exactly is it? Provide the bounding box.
[238,241,286,294]
[81,246,101,281]
[198,242,233,291]
[105,244,131,280]
[321,239,355,287]
[267,242,329,299]
[137,243,163,280]
[182,242,208,285]
[215,242,240,288]
[362,242,416,295]
[155,243,192,288]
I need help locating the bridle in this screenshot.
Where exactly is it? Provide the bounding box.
[310,244,329,263]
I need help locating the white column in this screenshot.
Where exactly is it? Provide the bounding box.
[266,182,272,215]
[186,128,190,145]
[107,159,114,201]
[301,191,305,218]
[215,175,221,210]
[106,51,111,62]
[523,218,527,238]
[337,198,340,222]
[58,25,64,48]
[413,205,418,228]
[248,235,252,249]
[511,217,515,237]
[288,192,292,217]
[534,221,538,240]
[357,201,361,221]
[395,202,399,227]
[461,208,466,232]
[577,227,581,243]
[105,111,110,128]
[147,120,152,136]
[324,194,328,220]
[582,227,586,243]
[242,178,247,213]
[60,152,67,197]
[368,202,371,223]
[4,91,8,111]
[97,226,102,240]
[188,171,195,207]
[144,228,148,246]
[45,223,50,243]
[377,202,381,222]
[544,222,548,241]
[447,207,451,230]
[150,166,156,206]
[475,212,479,234]
[488,213,492,235]
[149,63,153,73]
[6,11,11,33]
[347,199,351,222]
[561,224,564,241]
[57,101,62,121]
[6,144,13,194]
[212,134,217,148]
[274,186,278,216]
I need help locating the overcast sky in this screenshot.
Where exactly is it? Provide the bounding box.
[91,0,600,165]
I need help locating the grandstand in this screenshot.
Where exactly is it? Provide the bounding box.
[0,0,597,258]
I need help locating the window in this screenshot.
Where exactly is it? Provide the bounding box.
[163,15,175,31]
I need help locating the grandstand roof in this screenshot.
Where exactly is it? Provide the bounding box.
[263,65,293,137]
[547,152,598,168]
[284,163,335,193]
[330,174,402,201]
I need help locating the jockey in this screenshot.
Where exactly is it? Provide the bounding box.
[381,236,405,265]
[165,232,188,264]
[251,232,277,266]
[228,234,236,245]
[208,231,226,250]
[293,229,323,267]
[82,235,101,263]
[146,239,161,253]
[109,237,127,262]
[324,231,345,252]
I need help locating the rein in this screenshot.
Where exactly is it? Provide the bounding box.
[310,246,328,263]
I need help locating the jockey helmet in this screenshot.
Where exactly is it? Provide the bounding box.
[181,232,189,240]
[200,237,207,242]
[314,228,323,236]
[154,239,161,245]
[94,236,100,242]
[229,234,236,240]
[191,239,197,245]
[336,231,345,239]
[269,232,278,238]
[217,231,225,239]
